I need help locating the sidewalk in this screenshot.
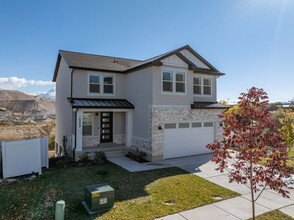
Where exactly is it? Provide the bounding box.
[155,155,294,220]
[108,154,294,219]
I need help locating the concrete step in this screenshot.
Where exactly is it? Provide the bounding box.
[105,150,126,158]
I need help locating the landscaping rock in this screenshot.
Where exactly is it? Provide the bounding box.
[7,178,17,183]
[283,174,294,185]
[0,179,3,184]
[30,175,37,181]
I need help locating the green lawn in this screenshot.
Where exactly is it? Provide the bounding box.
[0,161,239,220]
[259,147,294,169]
[251,210,294,220]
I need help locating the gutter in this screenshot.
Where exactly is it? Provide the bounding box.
[70,68,75,98]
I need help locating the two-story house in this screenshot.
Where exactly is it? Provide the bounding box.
[53,45,228,161]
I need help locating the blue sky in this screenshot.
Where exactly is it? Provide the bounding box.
[0,0,293,102]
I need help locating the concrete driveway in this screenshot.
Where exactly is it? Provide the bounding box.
[109,154,294,219]
[156,154,294,220]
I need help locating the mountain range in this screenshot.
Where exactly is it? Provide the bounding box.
[0,89,55,116]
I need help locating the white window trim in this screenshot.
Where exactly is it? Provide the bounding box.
[161,70,187,95]
[193,75,212,97]
[88,73,115,96]
[82,113,94,137]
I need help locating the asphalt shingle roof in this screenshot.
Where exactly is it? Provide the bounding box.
[53,45,224,81]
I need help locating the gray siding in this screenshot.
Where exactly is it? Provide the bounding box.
[113,112,125,135]
[152,66,217,106]
[126,67,153,139]
[72,70,126,99]
[55,58,73,152]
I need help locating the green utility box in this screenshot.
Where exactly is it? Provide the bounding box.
[83,183,115,214]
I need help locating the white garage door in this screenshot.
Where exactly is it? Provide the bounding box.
[163,122,215,159]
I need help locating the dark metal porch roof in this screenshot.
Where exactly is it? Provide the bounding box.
[191,102,229,109]
[68,98,135,109]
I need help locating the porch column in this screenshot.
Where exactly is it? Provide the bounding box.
[76,109,83,151]
[125,110,133,147]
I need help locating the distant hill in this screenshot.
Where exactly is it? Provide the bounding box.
[0,89,55,115]
[0,89,34,100]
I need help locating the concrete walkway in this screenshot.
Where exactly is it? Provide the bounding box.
[155,154,294,220]
[108,154,294,219]
[107,157,173,172]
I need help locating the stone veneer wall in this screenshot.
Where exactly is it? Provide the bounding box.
[82,137,99,147]
[113,134,125,145]
[131,136,151,155]
[149,107,224,159]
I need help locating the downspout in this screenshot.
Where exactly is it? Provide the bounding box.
[73,108,78,161]
[70,67,76,160]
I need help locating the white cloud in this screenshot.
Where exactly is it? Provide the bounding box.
[0,77,55,89]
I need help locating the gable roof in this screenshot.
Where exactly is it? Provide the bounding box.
[53,45,224,82]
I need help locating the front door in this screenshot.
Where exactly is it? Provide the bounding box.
[100,112,113,143]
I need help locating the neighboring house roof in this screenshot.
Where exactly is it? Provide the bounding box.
[191,102,229,109]
[53,45,225,82]
[68,98,135,109]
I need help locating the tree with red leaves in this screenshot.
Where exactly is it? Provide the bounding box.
[207,87,290,220]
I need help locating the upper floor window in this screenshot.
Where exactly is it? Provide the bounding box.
[89,74,114,95]
[193,76,211,96]
[162,71,186,93]
[89,75,100,93]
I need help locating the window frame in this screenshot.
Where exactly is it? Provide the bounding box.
[161,70,187,95]
[88,73,115,96]
[193,75,212,96]
[82,113,93,136]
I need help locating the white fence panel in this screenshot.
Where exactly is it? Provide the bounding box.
[2,138,44,178]
[40,137,49,168]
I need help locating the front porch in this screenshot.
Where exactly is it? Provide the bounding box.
[70,98,134,158]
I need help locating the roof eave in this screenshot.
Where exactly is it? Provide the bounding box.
[52,53,62,82]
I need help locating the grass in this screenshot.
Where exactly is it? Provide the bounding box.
[252,210,294,220]
[259,147,294,169]
[0,161,239,220]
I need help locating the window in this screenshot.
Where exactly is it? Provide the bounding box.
[89,75,100,94]
[164,123,177,129]
[162,71,186,93]
[193,76,201,95]
[192,122,202,128]
[89,74,114,95]
[162,71,173,92]
[193,76,212,96]
[83,114,93,136]
[204,122,213,127]
[176,72,185,93]
[178,123,189,128]
[103,76,114,94]
[203,77,211,95]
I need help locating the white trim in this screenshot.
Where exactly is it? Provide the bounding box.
[87,72,115,96]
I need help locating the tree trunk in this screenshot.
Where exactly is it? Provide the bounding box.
[250,159,255,220]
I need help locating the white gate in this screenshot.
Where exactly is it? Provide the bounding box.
[1,137,49,178]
